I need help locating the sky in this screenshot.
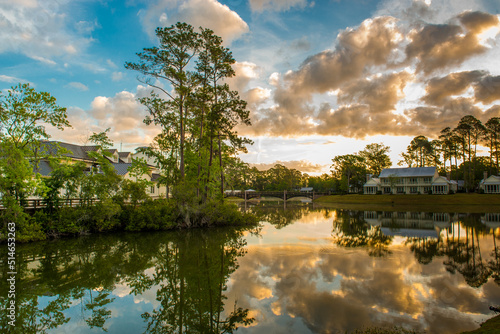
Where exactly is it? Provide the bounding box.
[1,0,500,175]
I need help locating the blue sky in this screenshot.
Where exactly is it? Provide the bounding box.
[2,0,500,174]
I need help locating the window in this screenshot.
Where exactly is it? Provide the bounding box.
[410,187,418,193]
[409,177,418,184]
[424,177,432,183]
[397,187,404,193]
[150,186,155,194]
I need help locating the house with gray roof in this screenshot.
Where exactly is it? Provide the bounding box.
[364,167,457,195]
[35,141,168,199]
[479,175,500,194]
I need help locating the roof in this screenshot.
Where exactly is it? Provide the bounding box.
[381,227,439,239]
[364,178,380,186]
[112,163,132,176]
[432,176,452,185]
[119,152,131,158]
[43,141,99,161]
[34,160,53,176]
[379,167,436,178]
[151,173,162,182]
[482,175,500,184]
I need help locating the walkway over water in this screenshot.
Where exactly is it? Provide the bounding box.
[224,190,330,201]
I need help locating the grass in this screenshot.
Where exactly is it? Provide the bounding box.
[313,193,500,213]
[460,314,500,333]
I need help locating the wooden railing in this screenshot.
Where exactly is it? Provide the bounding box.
[0,195,168,210]
[0,198,100,210]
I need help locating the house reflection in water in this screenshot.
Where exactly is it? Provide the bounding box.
[363,211,457,239]
[482,212,500,231]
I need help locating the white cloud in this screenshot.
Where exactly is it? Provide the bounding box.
[46,89,161,151]
[141,0,249,44]
[0,74,28,83]
[30,55,57,65]
[0,0,94,63]
[67,81,89,91]
[107,59,118,69]
[112,71,124,82]
[249,0,313,12]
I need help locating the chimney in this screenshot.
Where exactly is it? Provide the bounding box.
[484,171,488,181]
[366,174,372,182]
[446,172,450,181]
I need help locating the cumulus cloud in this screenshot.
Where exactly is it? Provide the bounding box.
[239,6,500,140]
[338,71,413,114]
[420,70,500,107]
[141,0,248,44]
[285,16,403,97]
[405,11,500,75]
[404,98,485,135]
[249,0,313,13]
[46,89,161,150]
[226,61,260,93]
[0,0,93,61]
[421,70,485,106]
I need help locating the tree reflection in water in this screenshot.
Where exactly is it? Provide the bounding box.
[328,209,500,288]
[332,209,393,257]
[0,227,255,333]
[1,205,499,333]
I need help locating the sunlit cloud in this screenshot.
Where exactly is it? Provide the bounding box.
[140,0,249,44]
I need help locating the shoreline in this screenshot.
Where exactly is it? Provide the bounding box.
[313,193,500,213]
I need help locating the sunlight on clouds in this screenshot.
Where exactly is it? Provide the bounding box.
[141,0,248,44]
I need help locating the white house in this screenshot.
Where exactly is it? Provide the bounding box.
[363,167,457,195]
[431,176,458,194]
[37,141,168,199]
[479,175,500,194]
[363,177,381,194]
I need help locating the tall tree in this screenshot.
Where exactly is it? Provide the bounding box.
[358,143,391,176]
[194,28,252,199]
[455,115,485,191]
[331,154,366,193]
[126,23,252,204]
[484,117,500,173]
[398,135,435,167]
[125,22,201,181]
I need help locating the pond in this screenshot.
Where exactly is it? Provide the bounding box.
[1,203,499,333]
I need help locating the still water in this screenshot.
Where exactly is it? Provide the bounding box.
[1,203,500,333]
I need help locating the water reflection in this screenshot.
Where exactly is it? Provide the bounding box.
[237,204,500,334]
[0,228,255,333]
[1,205,499,334]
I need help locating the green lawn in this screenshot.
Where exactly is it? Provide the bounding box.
[314,193,500,213]
[460,314,500,333]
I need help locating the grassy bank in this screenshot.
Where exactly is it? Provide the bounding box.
[314,193,500,213]
[461,314,500,333]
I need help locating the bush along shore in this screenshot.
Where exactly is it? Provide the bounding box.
[0,198,257,243]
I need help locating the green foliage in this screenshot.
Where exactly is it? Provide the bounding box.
[120,199,177,231]
[0,83,69,149]
[126,22,252,201]
[347,326,424,334]
[358,143,392,175]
